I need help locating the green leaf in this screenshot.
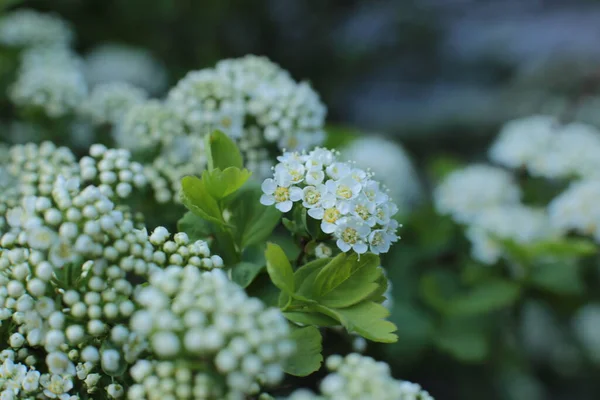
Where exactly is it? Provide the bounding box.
[434,318,489,362]
[283,311,339,327]
[265,243,295,295]
[447,279,521,317]
[313,253,380,298]
[319,264,382,308]
[283,326,323,376]
[316,302,398,343]
[177,212,213,241]
[231,262,265,288]
[205,130,243,170]
[529,259,584,295]
[419,270,460,314]
[228,186,281,249]
[203,167,252,200]
[180,175,225,226]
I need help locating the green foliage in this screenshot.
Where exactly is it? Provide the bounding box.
[265,243,296,295]
[283,326,323,376]
[228,186,281,249]
[177,212,212,241]
[202,167,251,200]
[447,279,521,317]
[264,245,397,344]
[180,175,227,226]
[231,262,265,288]
[205,130,243,170]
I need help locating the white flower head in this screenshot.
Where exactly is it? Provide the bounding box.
[334,217,370,254]
[260,176,303,213]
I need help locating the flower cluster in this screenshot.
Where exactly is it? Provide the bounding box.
[129,268,294,399]
[0,171,225,398]
[167,55,326,151]
[434,164,522,224]
[340,135,422,214]
[83,43,168,95]
[0,8,73,48]
[465,205,558,265]
[287,354,434,400]
[547,179,600,242]
[0,142,149,220]
[490,115,600,179]
[79,82,148,126]
[9,46,88,118]
[260,148,399,255]
[115,100,185,153]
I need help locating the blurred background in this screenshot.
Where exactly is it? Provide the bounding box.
[6,1,600,399]
[25,0,600,159]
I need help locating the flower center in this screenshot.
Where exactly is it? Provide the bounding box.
[355,205,369,220]
[220,116,232,128]
[274,187,290,202]
[371,232,384,246]
[305,188,321,205]
[290,169,303,182]
[376,207,385,220]
[341,227,359,244]
[323,208,340,223]
[365,189,375,201]
[336,184,352,199]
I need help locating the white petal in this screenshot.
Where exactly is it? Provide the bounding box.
[289,187,303,202]
[336,239,351,252]
[260,194,275,206]
[277,201,293,213]
[353,243,368,254]
[308,208,324,220]
[261,179,277,194]
[321,221,336,234]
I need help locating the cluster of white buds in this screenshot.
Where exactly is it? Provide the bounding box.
[261,148,400,255]
[167,56,326,151]
[129,268,294,399]
[1,142,148,217]
[115,100,185,153]
[287,353,434,400]
[434,165,522,224]
[80,144,148,200]
[79,82,148,126]
[489,116,600,179]
[147,227,223,270]
[548,179,600,243]
[465,205,558,265]
[83,43,168,95]
[0,8,73,48]
[6,141,79,200]
[10,46,88,118]
[0,178,165,398]
[143,136,207,203]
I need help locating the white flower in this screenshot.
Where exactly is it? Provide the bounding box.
[21,370,40,392]
[325,176,362,213]
[489,115,557,170]
[368,229,394,255]
[302,185,335,219]
[41,374,74,399]
[0,9,73,48]
[434,165,521,224]
[466,205,557,265]
[548,179,600,242]
[260,177,302,213]
[334,217,370,254]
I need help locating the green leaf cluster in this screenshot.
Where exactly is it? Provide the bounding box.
[263,243,397,376]
[266,242,397,339]
[178,131,280,271]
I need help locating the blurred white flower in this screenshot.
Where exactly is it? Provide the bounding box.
[434,164,521,224]
[341,135,422,214]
